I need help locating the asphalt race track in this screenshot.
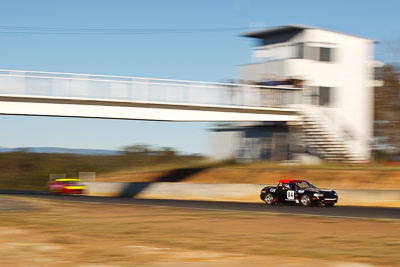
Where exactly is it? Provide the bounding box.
[1,190,399,220]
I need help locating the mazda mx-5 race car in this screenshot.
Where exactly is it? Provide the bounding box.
[47,178,86,194]
[260,179,338,207]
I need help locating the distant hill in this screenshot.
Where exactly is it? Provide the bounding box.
[0,147,122,155]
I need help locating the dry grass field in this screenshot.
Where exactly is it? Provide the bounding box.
[0,195,399,266]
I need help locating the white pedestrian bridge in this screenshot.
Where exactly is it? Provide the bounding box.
[0,69,303,121]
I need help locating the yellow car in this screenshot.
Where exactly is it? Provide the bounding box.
[47,178,86,194]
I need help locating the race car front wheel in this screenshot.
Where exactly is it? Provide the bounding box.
[300,195,311,207]
[265,193,275,205]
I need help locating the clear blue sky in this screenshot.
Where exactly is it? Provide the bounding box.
[0,0,399,155]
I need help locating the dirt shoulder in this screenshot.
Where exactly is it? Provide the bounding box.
[0,196,398,266]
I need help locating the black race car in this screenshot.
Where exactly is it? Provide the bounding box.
[260,179,338,207]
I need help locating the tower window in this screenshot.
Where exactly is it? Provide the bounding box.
[319,86,332,106]
[320,47,332,62]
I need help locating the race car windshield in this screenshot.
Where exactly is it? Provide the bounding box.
[294,181,316,189]
[61,181,77,184]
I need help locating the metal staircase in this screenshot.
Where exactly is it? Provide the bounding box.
[299,107,368,163]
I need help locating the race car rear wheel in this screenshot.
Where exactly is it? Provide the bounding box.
[265,193,275,205]
[300,195,311,207]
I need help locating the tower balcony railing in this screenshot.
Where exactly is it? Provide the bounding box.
[0,69,304,109]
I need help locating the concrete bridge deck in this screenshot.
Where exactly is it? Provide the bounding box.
[0,69,302,121]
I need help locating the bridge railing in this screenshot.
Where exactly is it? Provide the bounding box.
[0,69,303,108]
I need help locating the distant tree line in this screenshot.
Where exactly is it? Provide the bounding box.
[374,64,400,160]
[0,144,203,190]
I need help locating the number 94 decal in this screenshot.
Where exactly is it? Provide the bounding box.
[286,190,295,200]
